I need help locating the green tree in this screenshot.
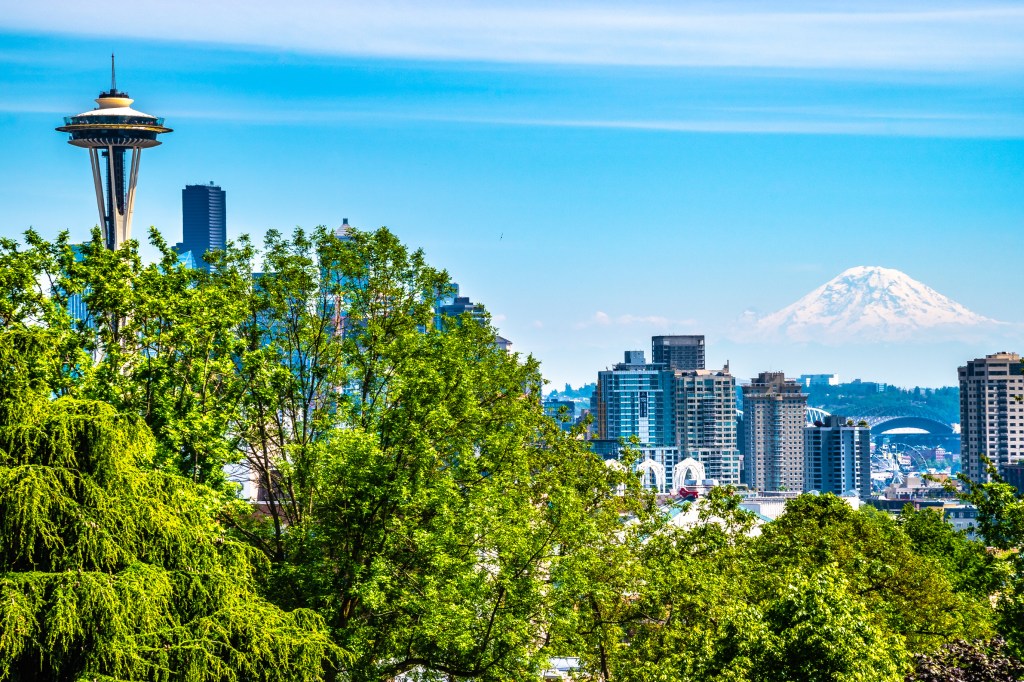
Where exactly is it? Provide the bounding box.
[899,505,1004,599]
[955,458,1024,657]
[11,225,655,680]
[752,494,993,651]
[602,488,765,682]
[0,328,339,681]
[5,224,1007,681]
[267,277,651,680]
[752,567,907,682]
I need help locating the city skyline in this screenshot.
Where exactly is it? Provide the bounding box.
[1,2,1022,388]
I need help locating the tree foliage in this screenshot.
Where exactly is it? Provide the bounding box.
[0,328,339,682]
[0,225,1014,681]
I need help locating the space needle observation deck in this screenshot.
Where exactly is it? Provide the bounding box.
[56,57,172,250]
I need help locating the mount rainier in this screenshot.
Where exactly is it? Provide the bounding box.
[752,265,999,343]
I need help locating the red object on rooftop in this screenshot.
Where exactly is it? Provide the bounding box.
[678,486,699,501]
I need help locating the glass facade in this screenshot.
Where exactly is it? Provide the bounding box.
[180,182,227,271]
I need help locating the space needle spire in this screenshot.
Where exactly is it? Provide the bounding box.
[56,57,172,250]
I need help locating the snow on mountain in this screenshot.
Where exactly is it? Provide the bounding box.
[753,265,1000,343]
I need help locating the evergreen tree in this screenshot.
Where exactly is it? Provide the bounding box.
[0,329,340,682]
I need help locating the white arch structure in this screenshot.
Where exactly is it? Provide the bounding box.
[673,457,706,491]
[806,406,831,425]
[636,458,666,492]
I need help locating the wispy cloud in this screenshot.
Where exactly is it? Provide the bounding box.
[431,114,1024,138]
[17,101,1022,139]
[4,1,1024,70]
[576,311,697,330]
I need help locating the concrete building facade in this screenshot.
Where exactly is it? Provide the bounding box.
[741,372,808,493]
[674,366,741,485]
[959,352,1024,482]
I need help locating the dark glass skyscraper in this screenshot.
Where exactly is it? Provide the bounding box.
[652,335,705,371]
[180,182,226,270]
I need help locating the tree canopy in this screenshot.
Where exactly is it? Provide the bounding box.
[0,328,339,682]
[0,225,1018,681]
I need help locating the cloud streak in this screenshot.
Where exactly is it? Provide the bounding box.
[576,311,697,330]
[13,101,1022,139]
[5,1,1024,70]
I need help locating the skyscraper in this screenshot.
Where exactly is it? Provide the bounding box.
[180,182,227,270]
[652,335,705,371]
[959,352,1024,482]
[593,351,675,447]
[741,372,808,492]
[56,56,171,250]
[543,398,577,433]
[804,415,870,499]
[673,366,741,485]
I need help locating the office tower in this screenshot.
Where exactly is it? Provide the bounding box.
[652,335,705,371]
[959,352,1024,482]
[741,372,808,492]
[543,398,577,432]
[804,415,870,499]
[593,351,675,447]
[180,182,226,270]
[433,283,510,351]
[437,295,485,321]
[674,366,741,485]
[56,56,171,250]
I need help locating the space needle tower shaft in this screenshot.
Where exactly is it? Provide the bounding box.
[56,56,172,250]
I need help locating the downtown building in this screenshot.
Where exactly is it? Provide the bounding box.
[593,351,675,446]
[543,398,577,433]
[804,415,871,499]
[652,335,705,371]
[590,340,738,493]
[959,352,1024,482]
[673,365,741,486]
[742,372,808,493]
[177,182,226,271]
[591,351,679,494]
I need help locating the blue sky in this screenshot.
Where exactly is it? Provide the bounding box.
[1,1,1023,388]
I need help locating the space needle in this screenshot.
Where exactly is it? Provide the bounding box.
[56,56,172,250]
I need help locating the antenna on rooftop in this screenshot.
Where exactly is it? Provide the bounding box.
[111,53,116,92]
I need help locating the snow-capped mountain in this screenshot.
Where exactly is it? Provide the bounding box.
[753,266,999,343]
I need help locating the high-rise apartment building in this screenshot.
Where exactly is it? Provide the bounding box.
[673,366,741,485]
[593,351,675,447]
[959,352,1024,482]
[652,335,705,371]
[742,372,808,492]
[804,415,870,499]
[179,182,226,271]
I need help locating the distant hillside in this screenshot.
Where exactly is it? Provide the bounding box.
[546,383,596,402]
[549,380,960,425]
[805,383,960,425]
